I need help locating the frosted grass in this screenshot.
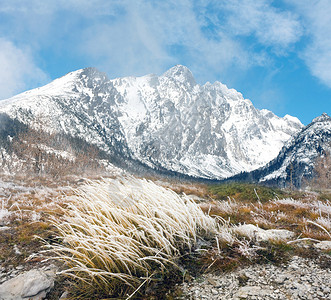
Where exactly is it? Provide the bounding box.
[48,177,222,297]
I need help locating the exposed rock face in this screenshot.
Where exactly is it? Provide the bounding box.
[0,66,303,179]
[230,113,331,187]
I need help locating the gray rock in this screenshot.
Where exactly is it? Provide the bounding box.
[181,256,331,300]
[0,265,56,300]
[234,224,295,242]
[211,288,218,295]
[274,275,287,284]
[236,286,260,297]
[0,226,11,231]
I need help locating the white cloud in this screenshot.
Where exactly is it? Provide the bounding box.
[0,0,252,80]
[304,42,331,88]
[287,0,331,88]
[0,38,48,99]
[216,0,302,51]
[79,0,255,82]
[0,0,308,88]
[0,0,120,15]
[77,0,304,83]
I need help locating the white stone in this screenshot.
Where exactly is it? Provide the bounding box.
[59,291,69,299]
[211,288,218,295]
[0,266,56,300]
[234,224,295,242]
[0,226,11,231]
[236,286,261,297]
[314,240,331,250]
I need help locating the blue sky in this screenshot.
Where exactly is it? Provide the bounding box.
[0,0,330,125]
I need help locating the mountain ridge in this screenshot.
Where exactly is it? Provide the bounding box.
[0,65,303,179]
[228,113,331,187]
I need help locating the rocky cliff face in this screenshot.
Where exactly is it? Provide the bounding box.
[230,113,331,187]
[0,66,303,179]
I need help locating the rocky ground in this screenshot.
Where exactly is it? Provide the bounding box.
[0,250,330,299]
[181,254,331,300]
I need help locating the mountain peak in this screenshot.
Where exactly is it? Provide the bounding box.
[162,65,196,86]
[0,66,304,181]
[80,67,107,77]
[66,67,109,90]
[311,112,331,124]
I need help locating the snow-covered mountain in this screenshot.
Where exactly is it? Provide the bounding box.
[0,66,303,179]
[230,113,331,187]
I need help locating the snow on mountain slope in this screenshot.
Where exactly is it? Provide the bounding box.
[230,113,331,187]
[0,68,130,159]
[111,65,303,178]
[262,113,331,186]
[0,65,303,179]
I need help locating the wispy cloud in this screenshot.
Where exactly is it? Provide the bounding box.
[218,0,302,50]
[0,38,48,100]
[77,0,302,82]
[1,1,303,78]
[0,0,330,100]
[287,0,331,88]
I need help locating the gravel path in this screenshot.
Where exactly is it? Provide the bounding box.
[181,256,331,299]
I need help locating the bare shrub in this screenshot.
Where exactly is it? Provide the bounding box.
[312,149,331,190]
[10,116,104,178]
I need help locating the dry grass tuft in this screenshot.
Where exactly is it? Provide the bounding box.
[48,177,221,298]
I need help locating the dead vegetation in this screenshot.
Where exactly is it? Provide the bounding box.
[41,177,330,299]
[0,175,75,270]
[1,174,330,299]
[0,114,109,179]
[46,177,222,299]
[312,149,331,190]
[11,127,104,178]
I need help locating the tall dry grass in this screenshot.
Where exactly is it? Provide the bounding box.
[49,177,220,298]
